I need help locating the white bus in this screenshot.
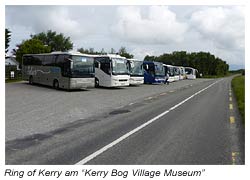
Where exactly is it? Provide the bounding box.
[163,64,175,83]
[22,52,95,90]
[127,58,144,85]
[185,67,197,79]
[94,54,130,87]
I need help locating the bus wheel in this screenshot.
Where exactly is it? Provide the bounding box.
[95,78,99,88]
[53,80,59,90]
[29,76,33,85]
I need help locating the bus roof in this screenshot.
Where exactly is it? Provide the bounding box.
[184,67,195,70]
[23,51,95,57]
[127,58,143,62]
[163,64,174,67]
[93,54,126,59]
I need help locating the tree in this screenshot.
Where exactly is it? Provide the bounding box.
[31,30,73,52]
[144,55,156,61]
[110,48,116,54]
[77,47,106,55]
[118,47,134,59]
[101,48,106,54]
[5,28,11,54]
[144,51,229,76]
[15,39,51,66]
[77,47,89,54]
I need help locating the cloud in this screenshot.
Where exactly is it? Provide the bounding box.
[131,47,159,60]
[5,6,244,68]
[39,8,82,39]
[6,6,88,40]
[190,6,244,51]
[111,6,188,44]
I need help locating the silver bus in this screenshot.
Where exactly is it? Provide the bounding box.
[127,58,144,85]
[94,54,130,87]
[22,52,95,90]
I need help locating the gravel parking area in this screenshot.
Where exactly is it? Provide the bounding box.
[6,79,213,141]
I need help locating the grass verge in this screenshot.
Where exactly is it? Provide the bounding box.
[231,75,245,124]
[5,79,23,83]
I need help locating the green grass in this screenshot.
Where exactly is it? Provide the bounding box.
[5,79,23,83]
[231,75,245,124]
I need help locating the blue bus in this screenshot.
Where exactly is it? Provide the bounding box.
[143,61,166,84]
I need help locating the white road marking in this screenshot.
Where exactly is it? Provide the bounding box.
[230,116,235,124]
[75,80,221,165]
[145,97,153,100]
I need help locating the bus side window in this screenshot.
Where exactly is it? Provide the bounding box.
[55,55,70,77]
[23,56,32,65]
[43,55,55,66]
[32,55,43,65]
[94,60,100,68]
[100,58,111,75]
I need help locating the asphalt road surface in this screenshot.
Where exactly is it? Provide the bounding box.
[5,77,244,164]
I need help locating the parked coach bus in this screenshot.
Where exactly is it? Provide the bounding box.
[94,54,130,87]
[127,58,144,85]
[143,61,166,84]
[185,67,198,79]
[163,64,175,83]
[22,52,95,90]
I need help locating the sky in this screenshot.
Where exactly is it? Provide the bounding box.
[5,5,245,70]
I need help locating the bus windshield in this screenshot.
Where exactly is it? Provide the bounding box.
[185,68,193,75]
[174,67,180,75]
[71,55,94,77]
[154,62,165,76]
[129,61,143,76]
[169,67,174,76]
[112,58,128,75]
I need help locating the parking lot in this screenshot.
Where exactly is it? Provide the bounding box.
[6,79,212,141]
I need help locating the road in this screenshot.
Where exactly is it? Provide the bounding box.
[5,77,244,164]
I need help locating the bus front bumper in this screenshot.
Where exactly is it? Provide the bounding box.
[70,78,95,89]
[111,77,130,87]
[129,77,144,85]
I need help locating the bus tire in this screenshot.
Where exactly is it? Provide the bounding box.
[29,76,33,85]
[95,78,99,88]
[53,80,60,90]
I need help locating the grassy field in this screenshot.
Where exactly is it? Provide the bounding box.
[231,75,245,124]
